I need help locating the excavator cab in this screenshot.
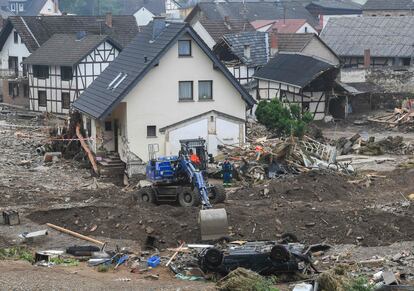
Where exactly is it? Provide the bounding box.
[179,138,209,171]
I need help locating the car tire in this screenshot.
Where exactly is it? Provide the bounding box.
[270,245,291,262]
[203,248,224,269]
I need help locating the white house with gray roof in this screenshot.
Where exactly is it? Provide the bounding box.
[73,19,255,176]
[23,34,121,114]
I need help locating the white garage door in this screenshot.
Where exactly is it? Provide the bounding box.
[167,119,208,156]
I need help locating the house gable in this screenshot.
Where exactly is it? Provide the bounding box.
[38,0,60,15]
[0,26,30,72]
[302,36,340,65]
[133,7,155,26]
[73,23,254,120]
[28,39,120,114]
[121,32,250,160]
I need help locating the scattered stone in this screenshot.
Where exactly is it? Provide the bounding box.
[145,226,154,234]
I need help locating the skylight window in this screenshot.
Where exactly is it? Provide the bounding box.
[108,72,128,90]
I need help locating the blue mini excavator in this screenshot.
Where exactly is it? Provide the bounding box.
[133,139,228,241]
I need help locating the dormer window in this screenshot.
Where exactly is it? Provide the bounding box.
[244,45,251,59]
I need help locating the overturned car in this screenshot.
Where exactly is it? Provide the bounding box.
[198,241,320,276]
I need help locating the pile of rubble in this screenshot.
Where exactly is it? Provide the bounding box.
[336,134,413,156]
[215,134,352,185]
[368,100,414,129]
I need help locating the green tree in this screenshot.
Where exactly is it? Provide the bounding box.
[255,99,313,138]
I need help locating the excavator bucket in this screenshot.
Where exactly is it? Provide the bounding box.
[199,208,228,241]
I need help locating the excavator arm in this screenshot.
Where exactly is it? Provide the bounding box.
[178,154,212,209]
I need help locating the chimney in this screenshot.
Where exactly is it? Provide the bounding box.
[54,0,59,13]
[364,49,371,68]
[243,45,251,60]
[152,16,166,39]
[106,12,113,28]
[224,15,229,23]
[270,27,278,56]
[319,14,324,30]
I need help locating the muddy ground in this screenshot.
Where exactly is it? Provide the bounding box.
[23,169,414,249]
[1,108,414,289]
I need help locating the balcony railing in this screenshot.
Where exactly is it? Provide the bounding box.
[0,69,27,79]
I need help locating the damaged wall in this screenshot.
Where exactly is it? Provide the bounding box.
[341,67,414,93]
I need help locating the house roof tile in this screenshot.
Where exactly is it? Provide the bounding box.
[254,52,336,88]
[251,19,310,33]
[363,0,414,11]
[0,15,138,52]
[320,16,414,57]
[221,31,269,66]
[23,34,120,66]
[186,2,319,26]
[278,33,315,52]
[200,18,254,42]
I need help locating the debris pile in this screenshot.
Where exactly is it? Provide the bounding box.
[217,135,351,184]
[336,134,413,156]
[368,100,414,129]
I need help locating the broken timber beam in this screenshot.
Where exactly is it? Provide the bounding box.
[46,223,105,246]
[76,123,99,174]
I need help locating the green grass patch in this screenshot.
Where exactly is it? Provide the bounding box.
[0,246,34,263]
[49,257,79,266]
[97,264,113,272]
[345,276,375,291]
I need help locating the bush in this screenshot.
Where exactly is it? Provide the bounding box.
[255,99,313,138]
[345,276,375,291]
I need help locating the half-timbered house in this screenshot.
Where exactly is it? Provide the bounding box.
[0,14,137,108]
[23,33,120,114]
[254,52,339,120]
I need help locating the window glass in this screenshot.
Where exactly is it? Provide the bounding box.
[178,40,191,56]
[147,125,156,137]
[33,65,49,79]
[38,91,47,107]
[179,81,193,100]
[61,67,73,81]
[14,32,18,44]
[198,81,213,100]
[62,92,70,109]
